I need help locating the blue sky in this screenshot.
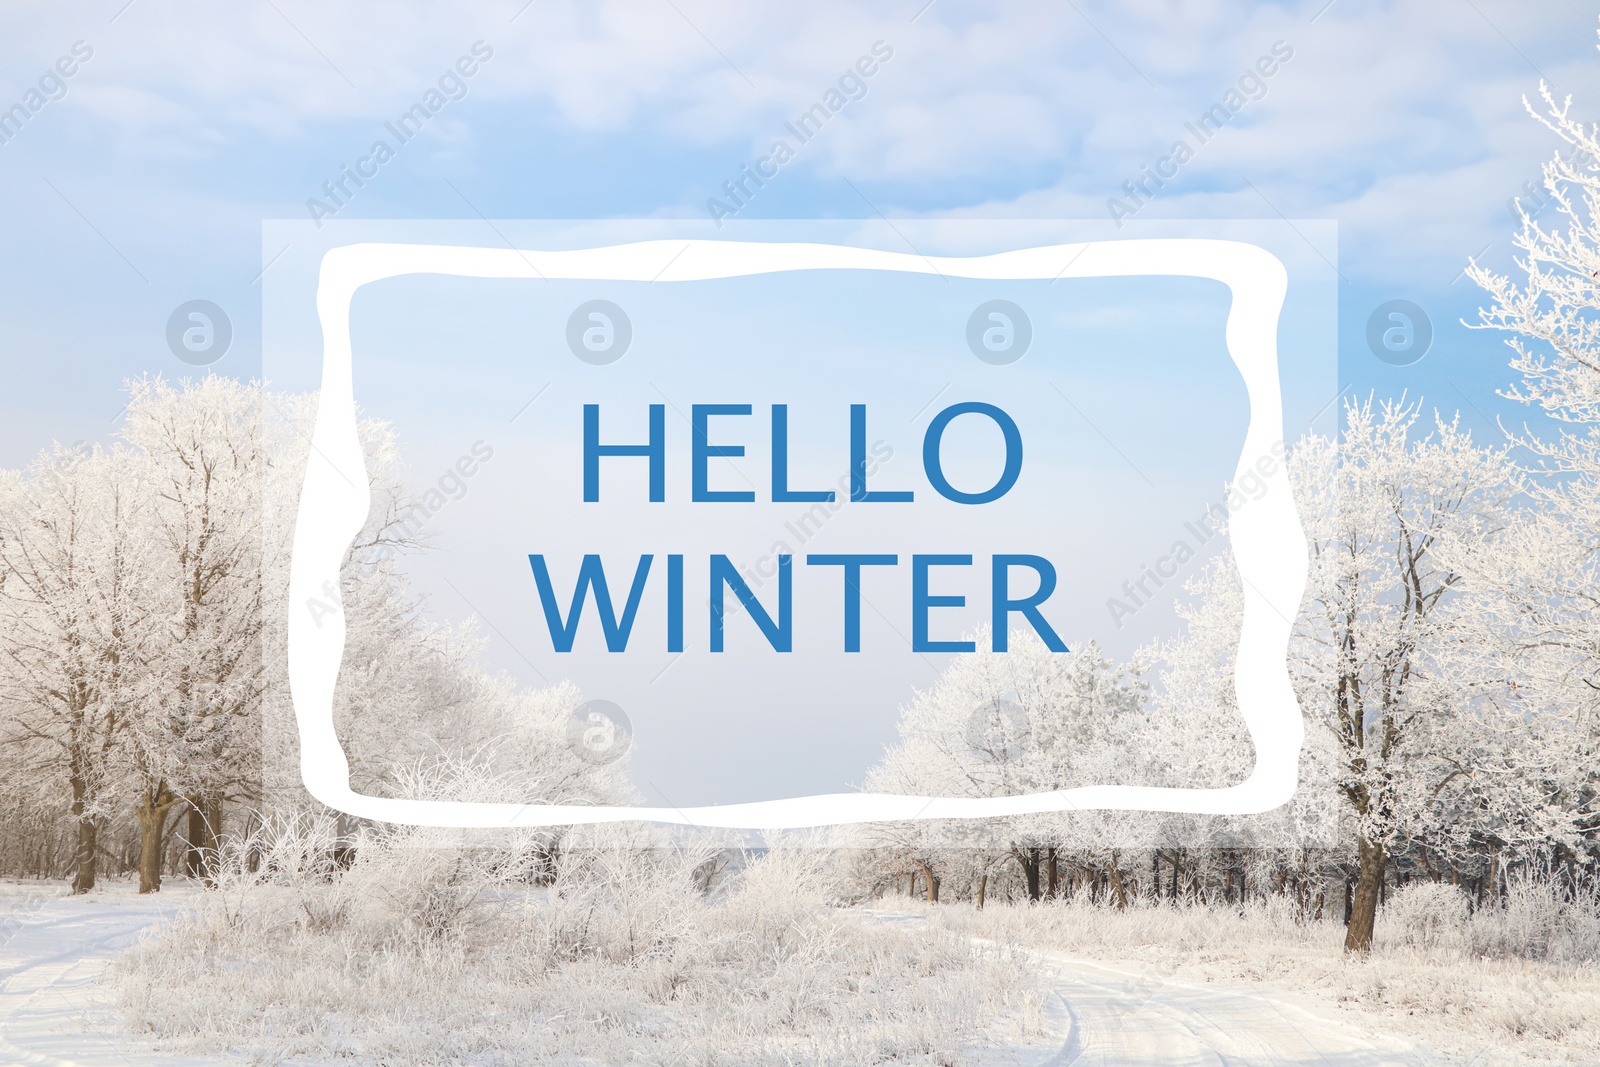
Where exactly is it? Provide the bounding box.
[2,0,1597,803]
[0,0,1595,465]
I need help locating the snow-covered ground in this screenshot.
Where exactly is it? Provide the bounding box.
[0,884,214,1067]
[925,898,1600,1067]
[2,886,1470,1067]
[1028,953,1430,1066]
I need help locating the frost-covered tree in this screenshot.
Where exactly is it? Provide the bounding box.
[864,630,1148,901]
[1292,400,1519,951]
[1471,76,1600,434]
[117,377,268,891]
[256,394,633,829]
[1127,401,1526,948]
[1467,60,1600,859]
[0,446,160,892]
[1145,551,1342,890]
[0,376,634,891]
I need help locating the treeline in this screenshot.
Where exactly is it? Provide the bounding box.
[854,842,1589,925]
[0,378,628,894]
[849,397,1597,953]
[853,92,1600,952]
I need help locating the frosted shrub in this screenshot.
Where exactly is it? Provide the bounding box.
[220,811,353,934]
[1548,878,1600,962]
[322,756,562,947]
[1377,873,1600,963]
[1378,881,1470,954]
[1475,877,1559,960]
[720,840,846,938]
[531,845,708,967]
[1469,869,1600,963]
[203,807,538,949]
[1255,891,1310,939]
[118,817,1041,1065]
[341,833,523,945]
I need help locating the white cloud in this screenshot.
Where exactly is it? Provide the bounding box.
[0,0,1595,284]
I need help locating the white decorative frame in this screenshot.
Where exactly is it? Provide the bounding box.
[290,238,1307,827]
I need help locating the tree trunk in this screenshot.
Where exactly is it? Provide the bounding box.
[918,861,939,903]
[976,871,988,910]
[70,775,96,895]
[1046,848,1059,899]
[1015,847,1042,902]
[1107,858,1129,910]
[135,784,179,894]
[1344,835,1385,952]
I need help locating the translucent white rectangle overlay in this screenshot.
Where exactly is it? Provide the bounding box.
[280,232,1316,831]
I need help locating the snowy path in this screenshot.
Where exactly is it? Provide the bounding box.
[851,909,1452,1066]
[0,894,1465,1067]
[1028,953,1439,1067]
[0,888,215,1067]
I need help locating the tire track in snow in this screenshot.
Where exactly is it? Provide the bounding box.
[0,893,214,1067]
[1031,952,1439,1066]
